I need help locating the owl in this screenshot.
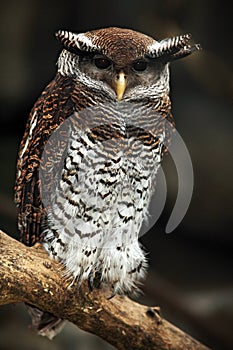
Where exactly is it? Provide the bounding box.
[15,27,200,338]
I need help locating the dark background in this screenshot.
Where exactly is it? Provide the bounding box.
[0,1,232,349]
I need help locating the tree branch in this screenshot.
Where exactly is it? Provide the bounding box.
[0,230,210,350]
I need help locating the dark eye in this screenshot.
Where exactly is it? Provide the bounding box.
[94,57,111,69]
[132,60,148,72]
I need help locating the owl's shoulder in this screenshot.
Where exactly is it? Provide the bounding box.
[15,73,77,245]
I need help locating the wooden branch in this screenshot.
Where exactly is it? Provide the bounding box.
[0,230,210,350]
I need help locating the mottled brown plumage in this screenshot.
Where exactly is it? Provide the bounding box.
[15,27,200,338]
[15,75,75,245]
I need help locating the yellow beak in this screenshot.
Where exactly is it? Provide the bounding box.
[115,71,127,101]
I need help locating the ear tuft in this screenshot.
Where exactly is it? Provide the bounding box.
[55,30,98,54]
[147,33,201,62]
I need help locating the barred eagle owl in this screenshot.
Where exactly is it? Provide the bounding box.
[15,27,200,338]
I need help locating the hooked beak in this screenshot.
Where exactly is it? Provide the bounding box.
[114,71,127,101]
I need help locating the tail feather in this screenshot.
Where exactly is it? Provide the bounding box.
[26,304,65,340]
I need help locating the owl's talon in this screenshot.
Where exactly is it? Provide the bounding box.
[88,271,94,291]
[107,292,116,300]
[146,307,162,325]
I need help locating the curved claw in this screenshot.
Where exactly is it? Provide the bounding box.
[88,271,94,291]
[107,292,116,300]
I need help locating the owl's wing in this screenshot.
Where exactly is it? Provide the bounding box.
[15,74,75,246]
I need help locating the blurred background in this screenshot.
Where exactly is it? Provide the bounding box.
[0,0,232,349]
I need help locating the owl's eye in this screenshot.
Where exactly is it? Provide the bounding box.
[94,57,111,69]
[132,60,148,72]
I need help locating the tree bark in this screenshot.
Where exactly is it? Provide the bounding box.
[0,230,210,350]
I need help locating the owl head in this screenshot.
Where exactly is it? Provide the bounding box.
[56,27,200,101]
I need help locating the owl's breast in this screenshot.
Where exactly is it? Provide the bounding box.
[43,119,164,249]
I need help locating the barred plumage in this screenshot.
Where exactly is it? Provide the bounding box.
[15,27,200,338]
